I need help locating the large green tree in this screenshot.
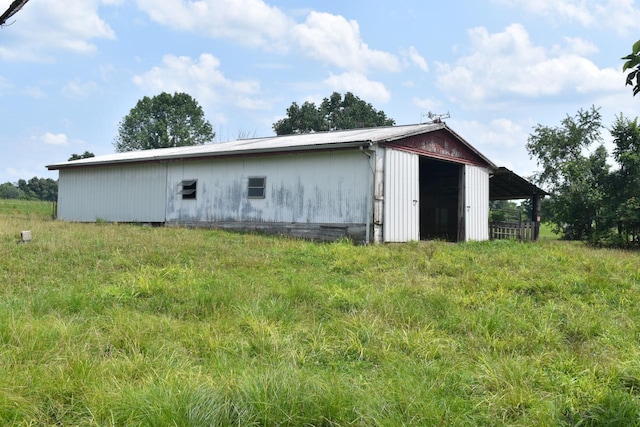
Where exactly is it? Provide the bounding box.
[114,92,214,152]
[0,177,59,201]
[273,92,395,135]
[526,106,610,240]
[528,106,640,246]
[609,114,640,243]
[0,182,23,199]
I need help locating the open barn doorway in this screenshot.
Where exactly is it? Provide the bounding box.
[419,157,462,241]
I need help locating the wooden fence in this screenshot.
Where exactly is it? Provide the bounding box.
[489,221,539,242]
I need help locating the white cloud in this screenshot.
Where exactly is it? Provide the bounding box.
[471,118,525,148]
[0,0,116,61]
[24,86,46,99]
[2,167,40,181]
[132,53,269,112]
[41,132,69,146]
[0,47,46,62]
[435,24,621,107]
[135,2,400,73]
[134,0,292,51]
[323,71,391,103]
[455,118,533,172]
[403,46,429,72]
[253,63,291,70]
[557,37,599,56]
[62,80,99,99]
[292,12,400,73]
[492,0,640,35]
[0,76,12,95]
[412,97,441,111]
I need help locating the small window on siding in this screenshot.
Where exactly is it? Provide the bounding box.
[180,180,197,200]
[248,177,266,198]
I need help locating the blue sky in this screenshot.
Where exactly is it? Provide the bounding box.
[1,0,639,183]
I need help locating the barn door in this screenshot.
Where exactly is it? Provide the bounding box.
[464,165,490,241]
[384,149,419,242]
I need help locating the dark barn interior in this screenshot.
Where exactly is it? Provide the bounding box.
[419,157,461,241]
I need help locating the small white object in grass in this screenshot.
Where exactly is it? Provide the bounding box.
[20,230,32,243]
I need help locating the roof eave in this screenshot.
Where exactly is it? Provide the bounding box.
[46,140,373,171]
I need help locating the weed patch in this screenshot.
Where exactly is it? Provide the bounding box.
[2,201,640,425]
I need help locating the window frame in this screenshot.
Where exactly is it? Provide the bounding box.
[247,176,266,199]
[179,179,197,200]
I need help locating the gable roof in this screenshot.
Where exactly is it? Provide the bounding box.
[384,127,496,168]
[46,123,494,170]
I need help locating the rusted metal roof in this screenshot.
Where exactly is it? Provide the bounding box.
[47,123,495,170]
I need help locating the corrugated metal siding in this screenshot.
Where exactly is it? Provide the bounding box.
[165,150,370,224]
[464,165,490,241]
[58,163,167,222]
[383,149,419,242]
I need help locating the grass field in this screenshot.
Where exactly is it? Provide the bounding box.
[1,200,639,425]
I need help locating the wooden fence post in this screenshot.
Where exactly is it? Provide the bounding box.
[532,195,541,241]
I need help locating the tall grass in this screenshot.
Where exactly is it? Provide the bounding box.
[1,200,639,425]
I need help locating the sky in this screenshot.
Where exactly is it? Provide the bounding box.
[1,0,639,183]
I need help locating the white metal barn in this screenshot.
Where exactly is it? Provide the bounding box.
[47,123,534,244]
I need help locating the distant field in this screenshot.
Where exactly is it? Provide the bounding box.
[0,199,55,219]
[1,200,639,425]
[539,222,559,240]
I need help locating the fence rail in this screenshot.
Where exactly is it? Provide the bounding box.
[490,221,539,241]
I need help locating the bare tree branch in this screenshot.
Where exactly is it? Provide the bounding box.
[0,0,30,27]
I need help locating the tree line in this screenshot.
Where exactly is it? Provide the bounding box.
[0,152,94,201]
[113,91,393,151]
[0,177,58,201]
[527,106,640,247]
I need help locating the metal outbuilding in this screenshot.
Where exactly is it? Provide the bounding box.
[47,123,543,244]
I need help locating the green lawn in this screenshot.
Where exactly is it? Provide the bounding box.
[1,200,639,425]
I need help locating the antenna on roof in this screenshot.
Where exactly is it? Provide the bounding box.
[420,111,450,124]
